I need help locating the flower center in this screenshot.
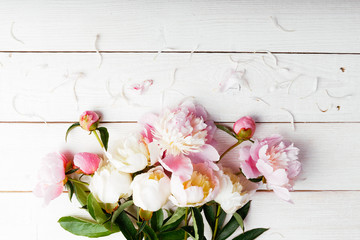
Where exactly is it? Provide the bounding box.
[149,171,165,181]
[183,171,212,199]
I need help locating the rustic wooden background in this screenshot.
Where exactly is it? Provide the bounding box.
[1,1,359,239]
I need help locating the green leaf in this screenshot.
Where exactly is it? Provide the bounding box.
[151,209,164,232]
[97,127,109,150]
[115,211,137,240]
[181,226,195,239]
[136,221,147,237]
[103,221,120,233]
[87,193,108,224]
[217,207,226,229]
[65,181,74,201]
[137,222,159,240]
[72,181,89,207]
[249,176,263,183]
[158,229,186,240]
[203,204,216,231]
[111,200,134,224]
[65,122,80,142]
[238,201,251,220]
[216,124,237,139]
[233,213,244,232]
[192,207,204,240]
[161,207,186,232]
[215,202,251,240]
[232,228,269,240]
[58,216,112,238]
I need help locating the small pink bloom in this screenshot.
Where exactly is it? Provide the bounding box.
[34,153,70,205]
[79,111,100,131]
[233,116,256,139]
[238,134,300,202]
[73,152,101,175]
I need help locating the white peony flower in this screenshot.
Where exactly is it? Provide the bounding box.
[89,162,132,205]
[131,166,171,212]
[107,133,156,173]
[215,168,258,214]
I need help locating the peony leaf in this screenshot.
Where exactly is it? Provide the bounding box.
[65,122,80,142]
[238,201,251,220]
[65,181,74,201]
[161,207,186,232]
[87,193,108,224]
[137,222,159,240]
[232,228,269,240]
[111,200,134,224]
[151,209,164,232]
[192,207,204,240]
[159,229,187,240]
[233,213,244,231]
[216,124,237,139]
[115,211,137,240]
[97,127,109,150]
[215,201,251,240]
[72,181,89,207]
[58,216,112,238]
[203,204,216,231]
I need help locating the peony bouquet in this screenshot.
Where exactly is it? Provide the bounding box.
[34,101,301,240]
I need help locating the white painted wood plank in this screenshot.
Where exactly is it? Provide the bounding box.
[1,53,359,122]
[1,192,359,240]
[2,122,359,191]
[0,0,359,52]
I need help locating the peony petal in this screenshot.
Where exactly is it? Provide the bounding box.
[240,146,261,178]
[188,144,220,171]
[272,186,293,203]
[160,154,193,181]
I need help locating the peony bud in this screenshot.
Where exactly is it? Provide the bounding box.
[73,152,101,175]
[34,153,71,205]
[79,111,100,131]
[233,116,256,139]
[131,166,171,212]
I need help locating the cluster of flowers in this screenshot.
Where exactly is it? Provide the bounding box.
[34,101,301,240]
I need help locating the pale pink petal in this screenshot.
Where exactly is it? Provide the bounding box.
[239,146,261,178]
[188,144,219,171]
[74,152,101,174]
[287,160,301,179]
[160,154,193,181]
[272,186,293,203]
[147,142,162,165]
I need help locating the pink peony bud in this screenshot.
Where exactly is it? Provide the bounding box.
[34,153,71,205]
[233,116,256,139]
[79,111,100,131]
[73,152,101,175]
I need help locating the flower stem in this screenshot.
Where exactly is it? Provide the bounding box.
[219,140,243,161]
[212,204,221,240]
[68,178,89,186]
[184,207,189,240]
[93,130,104,149]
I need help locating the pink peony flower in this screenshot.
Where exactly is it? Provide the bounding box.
[233,116,256,139]
[169,163,220,207]
[239,134,300,202]
[139,101,218,178]
[79,111,100,131]
[73,152,101,174]
[33,153,71,205]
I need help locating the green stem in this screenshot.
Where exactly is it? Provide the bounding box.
[212,204,221,240]
[219,140,243,161]
[68,178,89,186]
[93,130,104,149]
[184,207,189,240]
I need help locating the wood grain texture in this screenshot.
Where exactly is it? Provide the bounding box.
[2,122,360,191]
[1,192,359,239]
[1,53,359,122]
[0,0,359,52]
